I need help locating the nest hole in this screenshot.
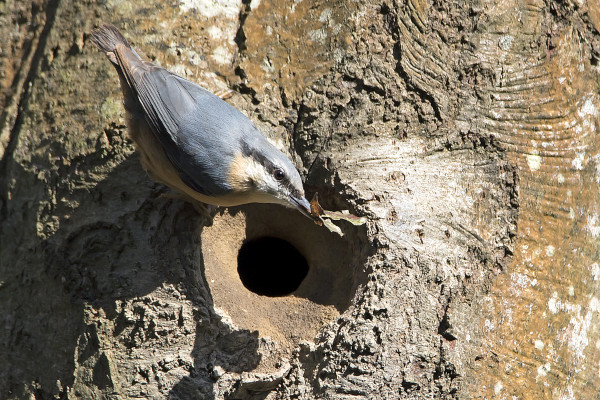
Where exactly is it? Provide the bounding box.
[237,237,309,297]
[199,202,371,370]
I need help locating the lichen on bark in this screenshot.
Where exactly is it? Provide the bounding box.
[1,0,599,399]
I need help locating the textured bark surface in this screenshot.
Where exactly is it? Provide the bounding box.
[0,0,598,399]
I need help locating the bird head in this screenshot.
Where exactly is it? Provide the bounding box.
[227,138,312,218]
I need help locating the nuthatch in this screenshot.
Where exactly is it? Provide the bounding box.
[90,24,312,217]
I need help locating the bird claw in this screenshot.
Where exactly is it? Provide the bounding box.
[214,89,234,99]
[159,191,216,220]
[191,202,217,220]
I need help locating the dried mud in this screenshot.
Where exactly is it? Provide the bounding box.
[1,0,598,399]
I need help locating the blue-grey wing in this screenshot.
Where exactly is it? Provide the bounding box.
[114,47,248,196]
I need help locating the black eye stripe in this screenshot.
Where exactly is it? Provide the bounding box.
[241,141,275,173]
[241,140,288,179]
[241,141,301,195]
[274,168,285,180]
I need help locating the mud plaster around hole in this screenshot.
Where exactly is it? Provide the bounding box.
[199,203,370,371]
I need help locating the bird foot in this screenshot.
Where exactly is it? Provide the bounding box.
[159,191,216,220]
[191,201,217,220]
[214,88,234,99]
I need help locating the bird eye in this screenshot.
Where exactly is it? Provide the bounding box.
[273,168,285,181]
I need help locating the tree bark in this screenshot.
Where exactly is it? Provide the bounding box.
[1,0,598,399]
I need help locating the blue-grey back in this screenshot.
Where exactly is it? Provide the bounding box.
[93,23,304,202]
[132,67,262,196]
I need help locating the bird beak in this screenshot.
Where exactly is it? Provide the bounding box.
[290,195,313,219]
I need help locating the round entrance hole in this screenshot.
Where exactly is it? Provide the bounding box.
[237,237,309,297]
[200,202,371,366]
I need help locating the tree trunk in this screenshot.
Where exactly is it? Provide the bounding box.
[1,0,599,398]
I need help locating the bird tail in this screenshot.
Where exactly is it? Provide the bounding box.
[89,23,134,63]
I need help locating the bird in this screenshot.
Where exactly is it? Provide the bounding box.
[89,23,312,218]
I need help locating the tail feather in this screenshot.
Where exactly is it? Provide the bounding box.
[90,23,143,112]
[90,23,131,55]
